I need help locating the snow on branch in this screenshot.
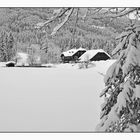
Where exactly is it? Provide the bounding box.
[35,8,72,29]
[92,8,138,20]
[97,25,140,132]
[110,8,137,18]
[51,8,74,36]
[92,8,102,14]
[108,8,126,14]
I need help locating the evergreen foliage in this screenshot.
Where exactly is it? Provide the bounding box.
[0,31,15,61]
[96,25,140,132]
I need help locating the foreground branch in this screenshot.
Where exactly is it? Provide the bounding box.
[92,8,137,20]
[35,8,72,29]
[51,8,74,36]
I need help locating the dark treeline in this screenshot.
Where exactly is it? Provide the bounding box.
[0,8,132,63]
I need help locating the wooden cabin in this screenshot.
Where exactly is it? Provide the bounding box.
[61,48,86,63]
[79,49,111,62]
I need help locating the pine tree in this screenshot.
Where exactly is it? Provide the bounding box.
[96,24,140,132]
[0,31,15,62]
[7,32,16,61]
[0,32,7,61]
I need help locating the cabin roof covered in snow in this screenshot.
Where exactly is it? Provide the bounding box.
[79,49,111,61]
[62,48,86,56]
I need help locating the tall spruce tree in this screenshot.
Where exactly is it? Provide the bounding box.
[7,32,16,61]
[0,31,15,62]
[0,32,7,61]
[96,24,140,132]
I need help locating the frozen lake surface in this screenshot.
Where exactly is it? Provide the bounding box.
[0,60,115,132]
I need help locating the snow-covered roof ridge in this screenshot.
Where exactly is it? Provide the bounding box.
[79,49,111,61]
[62,47,86,56]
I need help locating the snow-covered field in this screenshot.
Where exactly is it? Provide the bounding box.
[0,60,116,132]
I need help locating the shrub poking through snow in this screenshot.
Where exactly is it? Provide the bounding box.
[96,25,140,132]
[78,61,89,69]
[78,53,90,69]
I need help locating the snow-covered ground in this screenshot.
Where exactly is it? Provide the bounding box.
[0,60,116,132]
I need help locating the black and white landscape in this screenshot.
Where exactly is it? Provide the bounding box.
[0,8,140,132]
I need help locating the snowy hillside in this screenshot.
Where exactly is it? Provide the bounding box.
[0,60,116,132]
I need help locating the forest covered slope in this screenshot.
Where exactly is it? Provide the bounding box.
[0,8,133,63]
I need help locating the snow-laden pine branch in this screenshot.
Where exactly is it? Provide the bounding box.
[97,25,140,132]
